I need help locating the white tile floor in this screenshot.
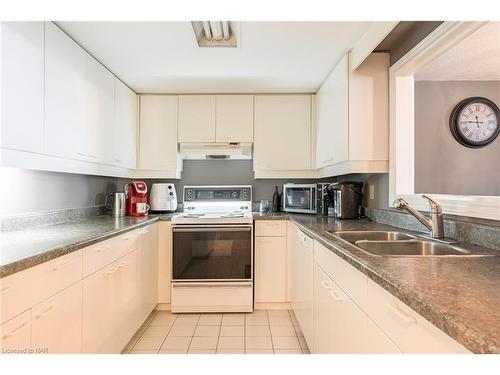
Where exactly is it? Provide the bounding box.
[123,309,310,354]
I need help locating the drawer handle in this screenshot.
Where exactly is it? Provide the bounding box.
[0,286,11,294]
[257,239,274,244]
[95,244,111,253]
[104,266,120,275]
[118,261,129,268]
[2,321,31,339]
[320,280,333,290]
[52,260,75,271]
[329,290,344,302]
[35,305,58,319]
[138,228,150,234]
[389,303,417,324]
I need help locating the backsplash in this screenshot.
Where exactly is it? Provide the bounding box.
[367,207,500,251]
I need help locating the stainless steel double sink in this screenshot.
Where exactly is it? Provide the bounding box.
[327,230,493,257]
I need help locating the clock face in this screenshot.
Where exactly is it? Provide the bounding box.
[450,97,500,148]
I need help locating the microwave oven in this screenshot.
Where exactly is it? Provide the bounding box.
[282,183,317,214]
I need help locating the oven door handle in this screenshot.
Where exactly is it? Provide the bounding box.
[173,226,252,232]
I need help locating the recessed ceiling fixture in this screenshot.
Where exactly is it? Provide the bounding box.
[191,21,238,48]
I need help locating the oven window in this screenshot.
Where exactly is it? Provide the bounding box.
[173,227,252,281]
[285,188,313,209]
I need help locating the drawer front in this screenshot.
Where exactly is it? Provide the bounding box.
[83,230,140,277]
[255,220,287,237]
[314,240,367,310]
[0,310,32,352]
[1,250,82,324]
[366,278,470,354]
[255,236,287,303]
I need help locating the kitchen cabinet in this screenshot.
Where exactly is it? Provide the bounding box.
[316,52,390,176]
[138,224,158,320]
[313,264,334,353]
[216,95,254,142]
[113,79,137,169]
[157,222,172,304]
[178,95,216,142]
[255,236,287,303]
[44,21,88,160]
[138,95,180,174]
[31,282,82,354]
[0,310,32,352]
[290,223,314,350]
[1,22,44,154]
[254,95,315,177]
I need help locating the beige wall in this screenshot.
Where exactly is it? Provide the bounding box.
[414,81,500,196]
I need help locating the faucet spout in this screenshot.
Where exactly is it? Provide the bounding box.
[393,196,445,239]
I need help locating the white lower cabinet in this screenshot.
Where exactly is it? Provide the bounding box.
[255,236,287,303]
[0,310,32,352]
[157,222,172,304]
[313,264,334,353]
[31,282,82,354]
[138,224,158,320]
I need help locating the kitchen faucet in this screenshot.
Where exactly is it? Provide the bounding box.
[393,195,445,239]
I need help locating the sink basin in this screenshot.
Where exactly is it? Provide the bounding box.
[329,230,417,244]
[354,240,476,257]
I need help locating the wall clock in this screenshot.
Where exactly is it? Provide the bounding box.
[449,96,500,148]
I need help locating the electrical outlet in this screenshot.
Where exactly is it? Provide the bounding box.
[369,185,375,200]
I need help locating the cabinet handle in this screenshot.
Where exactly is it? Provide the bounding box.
[320,280,333,290]
[138,228,150,234]
[389,303,417,324]
[94,244,111,253]
[322,157,335,164]
[2,321,31,339]
[104,266,120,275]
[76,152,87,157]
[114,158,122,163]
[118,261,129,268]
[328,289,344,302]
[35,305,58,319]
[257,239,274,244]
[0,286,11,294]
[87,154,97,159]
[52,260,75,272]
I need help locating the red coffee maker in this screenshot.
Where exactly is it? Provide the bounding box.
[125,181,150,217]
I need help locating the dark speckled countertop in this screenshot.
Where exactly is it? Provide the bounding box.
[2,211,500,353]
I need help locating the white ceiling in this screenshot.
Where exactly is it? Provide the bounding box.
[57,21,372,93]
[415,22,500,81]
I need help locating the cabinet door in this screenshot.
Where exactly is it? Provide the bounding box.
[113,79,137,169]
[85,54,115,163]
[255,236,287,303]
[330,281,365,354]
[158,222,172,303]
[313,264,334,354]
[1,22,44,153]
[216,95,253,142]
[44,21,87,160]
[364,315,402,354]
[316,54,348,167]
[254,95,311,170]
[178,95,216,142]
[31,282,82,354]
[138,224,158,320]
[0,310,32,352]
[139,95,178,170]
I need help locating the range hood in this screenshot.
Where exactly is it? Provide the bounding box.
[179,142,252,160]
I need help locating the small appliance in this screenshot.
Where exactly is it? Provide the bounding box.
[105,192,126,217]
[282,183,317,214]
[150,183,178,212]
[125,181,150,217]
[317,183,335,216]
[326,181,364,219]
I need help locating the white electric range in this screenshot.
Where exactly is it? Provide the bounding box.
[170,185,254,313]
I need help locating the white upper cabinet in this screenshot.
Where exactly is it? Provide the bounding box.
[316,52,389,176]
[44,21,88,160]
[316,54,348,168]
[138,95,179,171]
[178,95,216,142]
[215,95,254,142]
[84,54,115,164]
[1,22,44,154]
[113,79,137,169]
[254,95,312,172]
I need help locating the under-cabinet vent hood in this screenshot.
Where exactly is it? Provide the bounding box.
[179,142,252,160]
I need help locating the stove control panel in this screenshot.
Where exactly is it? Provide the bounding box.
[184,186,251,202]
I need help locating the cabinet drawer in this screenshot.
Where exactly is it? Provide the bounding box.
[366,278,470,353]
[1,250,82,324]
[0,310,32,352]
[255,221,286,237]
[314,240,367,310]
[83,230,140,277]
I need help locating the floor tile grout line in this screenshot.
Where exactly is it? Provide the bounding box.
[157,313,178,353]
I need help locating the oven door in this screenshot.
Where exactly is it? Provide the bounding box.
[283,185,317,214]
[172,225,253,282]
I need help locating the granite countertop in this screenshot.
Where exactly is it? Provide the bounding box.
[0,214,176,278]
[2,210,500,353]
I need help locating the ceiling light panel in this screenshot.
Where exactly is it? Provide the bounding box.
[192,21,238,47]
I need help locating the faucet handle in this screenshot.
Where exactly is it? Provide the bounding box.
[393,197,409,210]
[421,195,442,214]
